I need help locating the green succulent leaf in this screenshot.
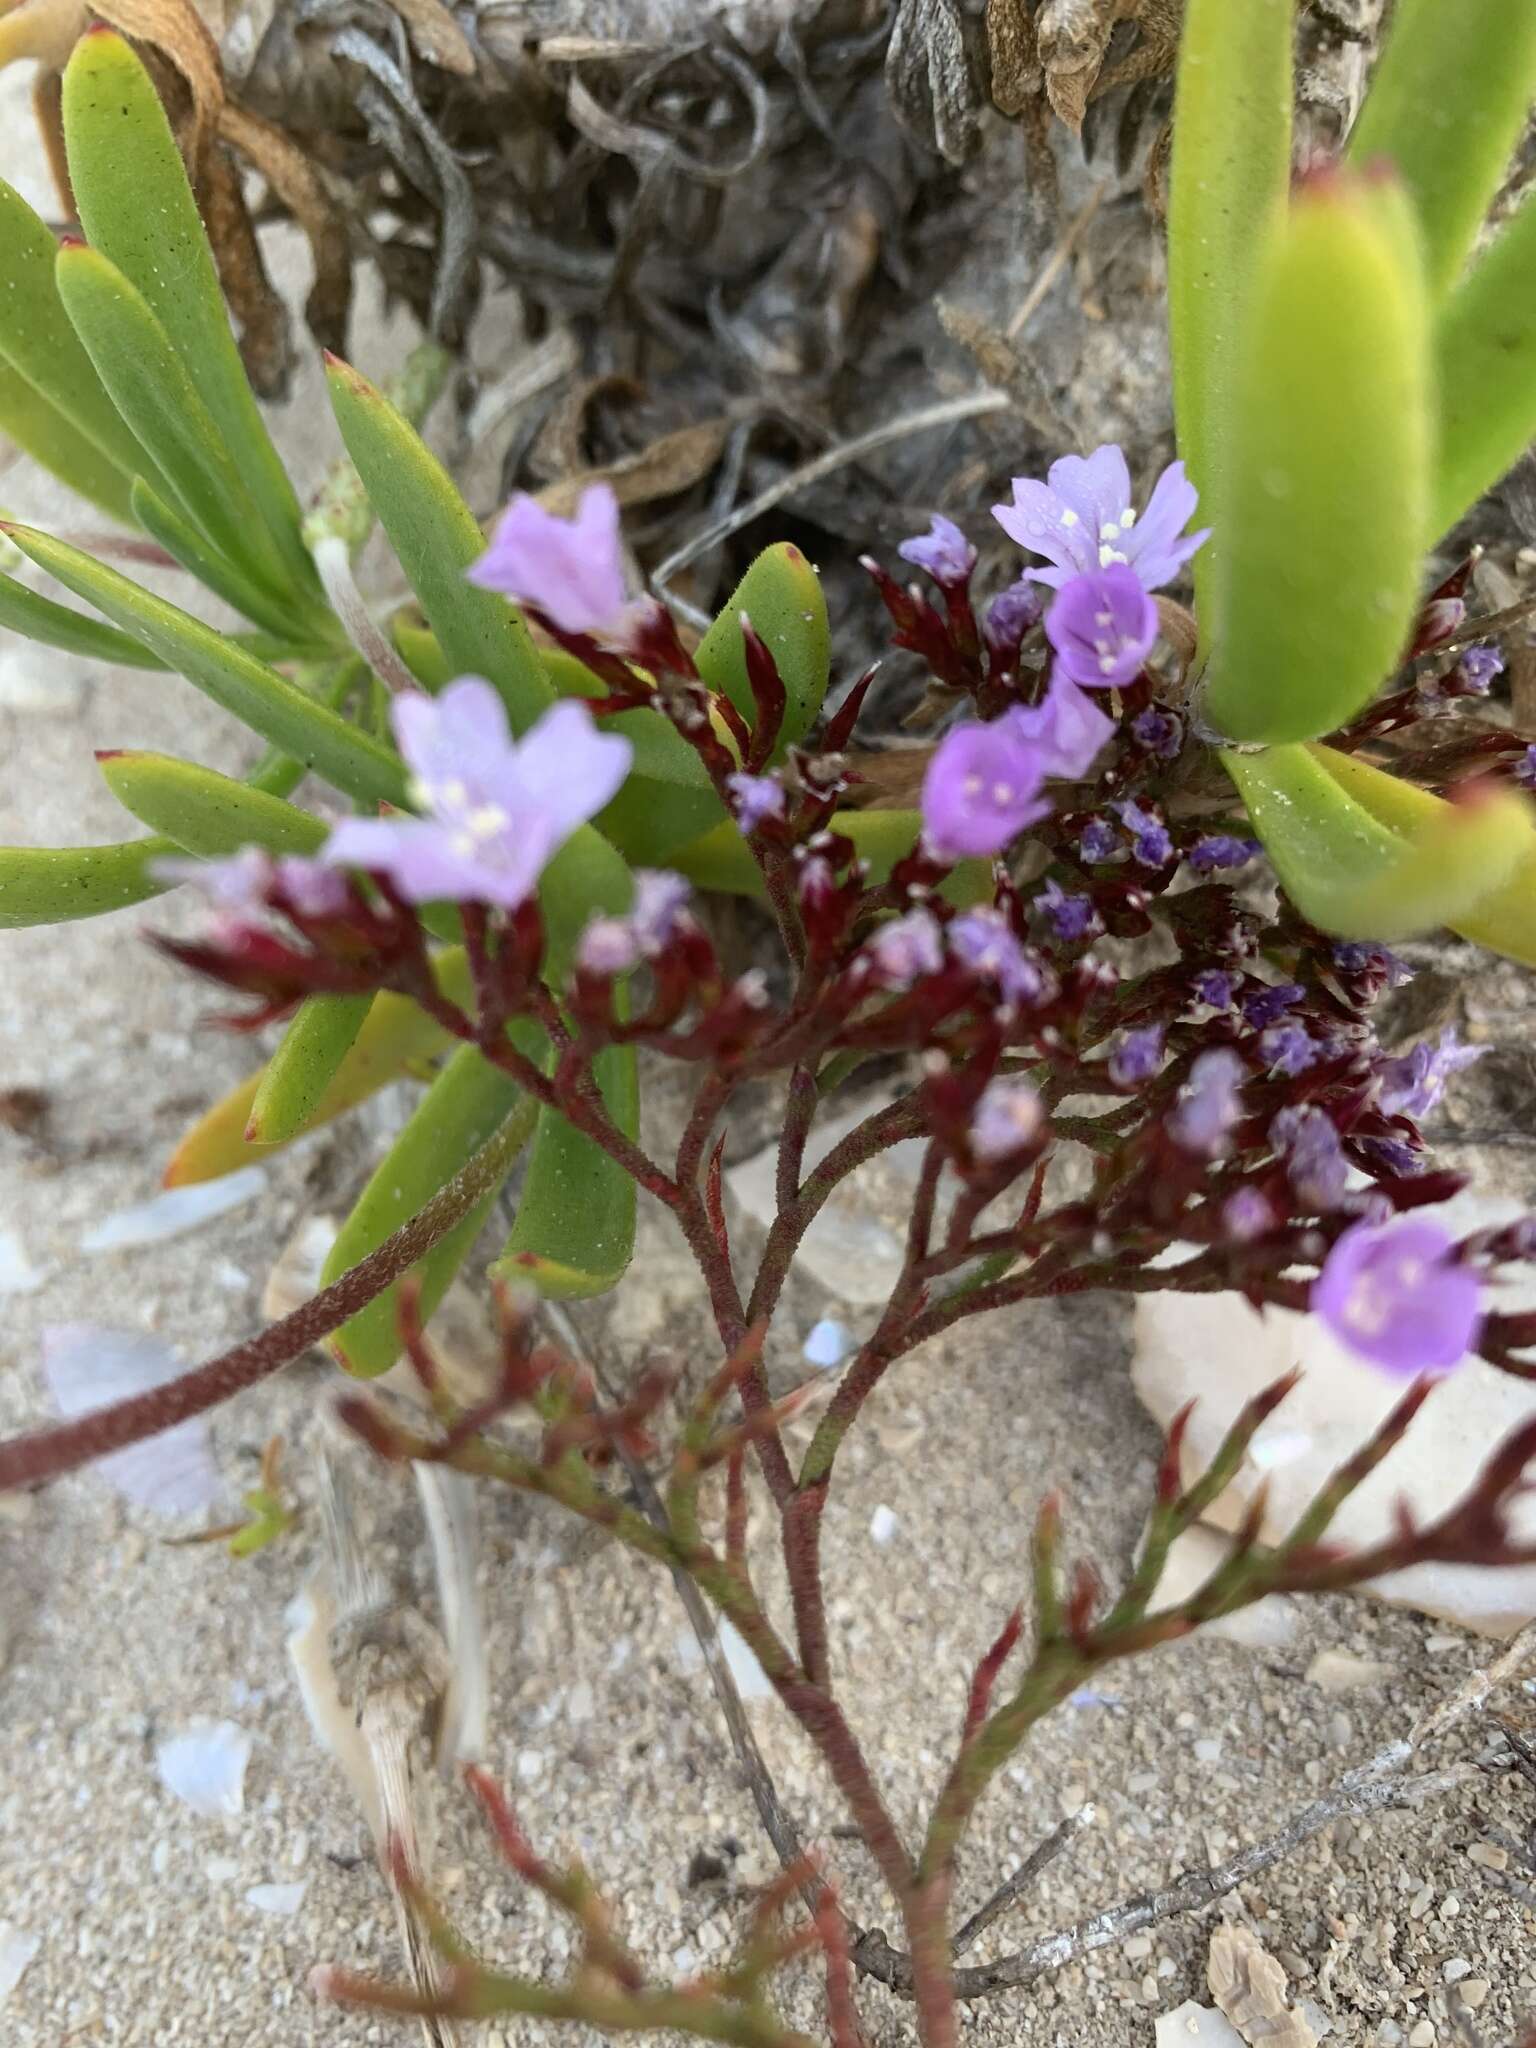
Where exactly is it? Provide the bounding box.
[694,543,830,755]
[492,1042,638,1300]
[61,29,315,596]
[127,480,310,646]
[1203,168,1432,746]
[1167,0,1294,616]
[0,566,166,669]
[1223,741,1535,939]
[1345,0,1536,300]
[0,361,138,528]
[97,750,327,858]
[1307,744,1536,966]
[1433,191,1536,538]
[0,523,409,810]
[0,834,173,928]
[324,1043,537,1377]
[247,994,375,1146]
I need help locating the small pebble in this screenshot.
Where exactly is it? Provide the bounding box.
[1443,1958,1472,1984]
[1193,1737,1222,1764]
[869,1505,899,1546]
[1408,2023,1435,2048]
[1468,1842,1508,1872]
[1125,1935,1153,1960]
[1457,1981,1490,2011]
[802,1319,853,1369]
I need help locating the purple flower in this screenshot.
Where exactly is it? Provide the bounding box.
[948,908,1045,1006]
[864,908,944,986]
[1007,673,1116,780]
[1115,799,1173,868]
[1313,1216,1482,1374]
[323,681,631,909]
[921,719,1050,861]
[1131,707,1183,759]
[1333,940,1413,988]
[1271,1105,1348,1210]
[152,847,350,920]
[577,869,692,975]
[992,445,1211,593]
[1109,1024,1164,1086]
[898,515,977,584]
[1167,1048,1247,1156]
[1193,969,1235,1011]
[468,483,640,639]
[970,1077,1044,1162]
[1044,566,1158,688]
[1189,834,1261,874]
[1458,644,1505,694]
[1376,1027,1486,1121]
[1516,743,1536,790]
[1242,982,1304,1029]
[728,772,787,833]
[1035,877,1099,941]
[1356,1134,1423,1178]
[1079,817,1119,864]
[1260,1022,1319,1076]
[1222,1188,1276,1244]
[984,579,1043,659]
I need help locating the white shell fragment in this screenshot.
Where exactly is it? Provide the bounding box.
[0,1229,49,1295]
[245,1882,307,1916]
[155,1722,253,1818]
[0,1924,40,2008]
[40,1325,223,1515]
[80,1166,267,1253]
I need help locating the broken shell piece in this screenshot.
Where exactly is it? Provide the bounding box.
[155,1721,252,1818]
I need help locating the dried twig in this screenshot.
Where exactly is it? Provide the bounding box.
[950,1803,1093,1959]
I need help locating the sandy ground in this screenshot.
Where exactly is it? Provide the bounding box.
[6,66,1536,2048]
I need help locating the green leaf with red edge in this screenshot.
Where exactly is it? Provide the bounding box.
[693,543,830,756]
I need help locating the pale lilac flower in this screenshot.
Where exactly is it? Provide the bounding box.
[1079,817,1119,864]
[1109,1024,1164,1086]
[323,681,631,909]
[898,515,976,583]
[984,579,1043,658]
[1044,566,1158,688]
[1167,1048,1247,1155]
[1242,982,1304,1029]
[1193,969,1235,1010]
[1313,1216,1482,1374]
[152,848,349,921]
[1035,877,1098,941]
[948,907,1044,1005]
[1115,799,1172,868]
[1189,834,1260,874]
[1376,1027,1486,1121]
[1007,673,1116,781]
[577,869,691,975]
[992,445,1210,592]
[1131,707,1182,759]
[1222,1188,1276,1244]
[1458,644,1505,694]
[468,482,638,639]
[969,1077,1044,1162]
[865,908,944,986]
[728,772,787,833]
[921,719,1050,861]
[1516,743,1536,790]
[1260,1022,1319,1077]
[1271,1105,1349,1210]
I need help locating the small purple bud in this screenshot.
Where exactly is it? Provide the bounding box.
[898,515,977,584]
[276,858,352,919]
[984,578,1043,658]
[970,1077,1045,1163]
[1193,969,1235,1011]
[1222,1187,1276,1243]
[1115,799,1173,869]
[1458,643,1505,694]
[1259,1022,1319,1077]
[1417,596,1467,650]
[1516,743,1536,790]
[1167,1048,1247,1156]
[1189,834,1261,874]
[1242,982,1305,1029]
[1271,1105,1349,1210]
[921,719,1051,861]
[1130,707,1182,759]
[1044,565,1159,688]
[1312,1216,1482,1374]
[865,908,944,986]
[576,869,691,976]
[1356,1134,1423,1178]
[1034,876,1099,942]
[948,907,1045,1006]
[728,771,787,833]
[1109,1024,1164,1086]
[152,845,279,913]
[1332,940,1413,988]
[1079,817,1119,864]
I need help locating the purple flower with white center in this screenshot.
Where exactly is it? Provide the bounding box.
[1313,1215,1482,1374]
[1376,1026,1486,1121]
[323,681,631,909]
[921,718,1050,861]
[865,907,944,986]
[948,907,1044,1006]
[1222,1188,1276,1244]
[898,515,977,584]
[1007,673,1116,781]
[992,445,1211,593]
[1260,1022,1319,1077]
[1271,1105,1349,1210]
[1079,817,1119,864]
[577,869,692,976]
[1193,969,1235,1010]
[1167,1048,1247,1156]
[1109,1024,1164,1086]
[468,483,641,640]
[1044,566,1158,688]
[1131,707,1182,759]
[984,578,1043,659]
[1517,743,1536,790]
[969,1077,1044,1162]
[1458,643,1505,694]
[1115,799,1173,868]
[1035,876,1099,942]
[1242,982,1305,1029]
[728,772,787,833]
[1189,834,1261,874]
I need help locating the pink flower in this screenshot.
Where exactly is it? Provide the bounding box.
[1044,566,1158,688]
[1313,1216,1483,1375]
[921,718,1050,861]
[468,483,638,638]
[323,680,631,908]
[993,445,1209,593]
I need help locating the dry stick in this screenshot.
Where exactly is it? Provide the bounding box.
[949,1804,1094,1961]
[0,1109,531,1493]
[1005,185,1108,340]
